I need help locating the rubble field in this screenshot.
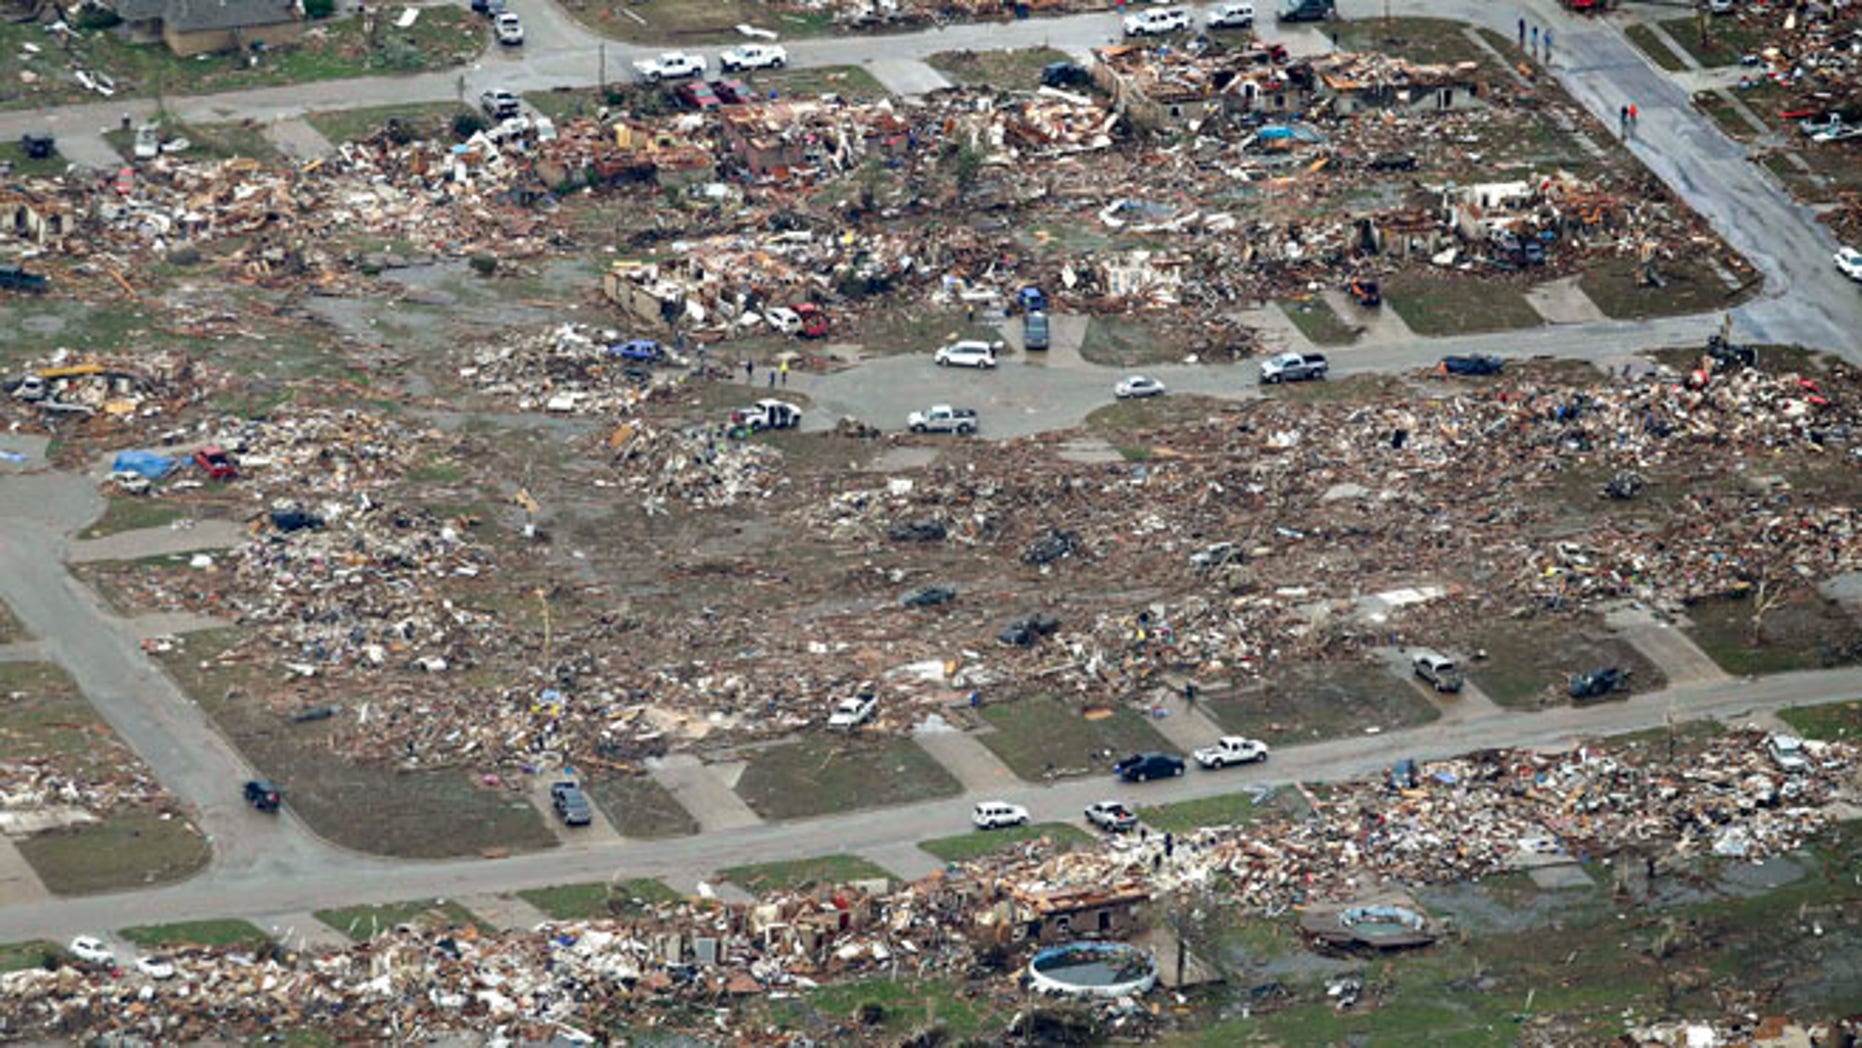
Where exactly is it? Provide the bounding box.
[0,661,209,895]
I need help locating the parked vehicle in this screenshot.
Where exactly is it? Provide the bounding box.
[1277,0,1335,21]
[1411,650,1464,693]
[634,51,706,82]
[1024,310,1050,351]
[935,340,1000,368]
[1193,736,1270,769]
[1018,286,1048,313]
[1259,351,1329,383]
[0,264,48,294]
[470,0,504,15]
[136,955,177,980]
[19,132,54,159]
[479,89,521,120]
[1347,278,1381,307]
[719,43,787,71]
[998,613,1060,647]
[827,695,877,729]
[792,302,829,338]
[1767,734,1810,773]
[194,445,237,480]
[1114,375,1165,399]
[1835,247,1862,283]
[1084,800,1138,832]
[243,779,283,812]
[133,123,161,160]
[550,782,593,826]
[711,78,754,105]
[675,81,722,110]
[973,801,1031,829]
[68,937,115,967]
[1366,151,1417,171]
[733,399,804,432]
[1040,62,1092,88]
[1568,667,1630,702]
[1440,354,1504,376]
[1207,1,1256,27]
[908,405,978,434]
[1114,752,1186,782]
[1123,6,1190,35]
[494,12,523,44]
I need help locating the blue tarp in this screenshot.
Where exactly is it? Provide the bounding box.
[112,450,177,479]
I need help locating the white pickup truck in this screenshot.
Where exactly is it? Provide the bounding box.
[827,695,876,730]
[1193,736,1270,769]
[634,51,706,82]
[907,405,978,435]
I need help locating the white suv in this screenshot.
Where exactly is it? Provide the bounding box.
[1124,7,1189,36]
[933,340,1000,368]
[972,801,1030,829]
[1207,2,1255,28]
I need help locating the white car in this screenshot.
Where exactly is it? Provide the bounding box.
[494,12,523,44]
[634,51,706,82]
[1767,733,1810,774]
[68,936,115,966]
[1084,800,1138,832]
[1811,124,1861,143]
[719,43,787,71]
[765,306,802,335]
[1123,7,1189,36]
[1193,736,1270,769]
[136,955,177,980]
[972,801,1030,829]
[1835,247,1862,283]
[1207,2,1255,28]
[933,340,1000,368]
[1115,375,1165,399]
[827,695,877,730]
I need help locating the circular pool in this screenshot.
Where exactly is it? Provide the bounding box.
[1027,942,1158,998]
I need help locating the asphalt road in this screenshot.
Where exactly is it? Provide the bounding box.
[2,661,1857,943]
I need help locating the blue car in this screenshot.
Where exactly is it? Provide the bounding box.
[611,339,663,364]
[1017,286,1047,314]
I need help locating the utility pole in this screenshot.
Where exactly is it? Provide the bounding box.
[599,43,607,94]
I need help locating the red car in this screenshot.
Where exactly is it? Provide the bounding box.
[674,81,721,110]
[712,78,753,105]
[194,445,237,480]
[792,302,829,339]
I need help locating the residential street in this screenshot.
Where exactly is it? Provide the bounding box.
[2,0,1861,950]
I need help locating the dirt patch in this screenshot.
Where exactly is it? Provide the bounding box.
[977,696,1177,780]
[584,774,699,839]
[16,811,209,896]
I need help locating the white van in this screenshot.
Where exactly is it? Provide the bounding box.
[972,801,1030,829]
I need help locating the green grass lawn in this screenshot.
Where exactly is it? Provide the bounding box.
[1384,274,1543,337]
[1658,15,1769,68]
[0,12,485,112]
[734,736,961,820]
[1203,660,1439,745]
[121,918,270,948]
[759,975,1012,1041]
[1278,297,1360,346]
[0,140,72,179]
[1136,791,1257,834]
[1080,315,1199,367]
[306,102,474,147]
[314,899,491,942]
[0,940,60,972]
[583,774,700,838]
[977,696,1175,781]
[16,811,210,896]
[76,497,192,540]
[1777,700,1862,742]
[1623,23,1689,72]
[720,854,894,894]
[1684,595,1862,676]
[919,822,1094,864]
[927,47,1072,90]
[1578,256,1753,321]
[1462,615,1664,709]
[517,878,682,920]
[1693,89,1764,141]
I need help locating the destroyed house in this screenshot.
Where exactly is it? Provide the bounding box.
[111,0,304,57]
[0,189,77,246]
[1091,45,1307,131]
[1444,180,1537,239]
[1315,55,1481,116]
[1006,882,1151,944]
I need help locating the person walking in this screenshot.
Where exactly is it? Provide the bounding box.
[767,366,776,389]
[1530,25,1538,55]
[779,360,789,387]
[1630,103,1639,126]
[1183,680,1197,706]
[743,359,754,383]
[1620,105,1629,136]
[1544,27,1553,60]
[1517,16,1525,46]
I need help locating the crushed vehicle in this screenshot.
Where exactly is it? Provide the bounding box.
[907,405,978,434]
[998,613,1060,647]
[1767,734,1811,773]
[1347,278,1381,307]
[0,263,48,294]
[1022,530,1077,565]
[1194,736,1270,769]
[732,399,804,431]
[1259,351,1329,384]
[1440,354,1504,377]
[1411,650,1464,693]
[1040,62,1092,88]
[193,445,237,480]
[1569,667,1631,702]
[901,585,957,608]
